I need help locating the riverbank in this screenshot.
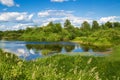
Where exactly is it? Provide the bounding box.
[72,38,112,47]
[0,49,120,80]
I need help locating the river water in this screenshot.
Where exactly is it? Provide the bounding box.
[0,41,108,60]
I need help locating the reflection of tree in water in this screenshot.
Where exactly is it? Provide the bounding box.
[91,46,109,52]
[80,44,90,52]
[64,45,75,52]
[26,44,75,53]
[26,44,62,52]
[80,44,110,52]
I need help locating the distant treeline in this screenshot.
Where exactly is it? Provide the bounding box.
[0,20,120,45]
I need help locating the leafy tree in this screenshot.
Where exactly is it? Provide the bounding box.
[53,23,62,33]
[92,20,99,30]
[47,21,54,27]
[105,21,113,28]
[25,27,33,33]
[64,19,71,29]
[81,21,91,31]
[100,24,108,29]
[0,31,3,39]
[113,22,120,28]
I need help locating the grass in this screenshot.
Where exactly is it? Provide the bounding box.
[41,49,52,55]
[0,49,120,80]
[72,37,112,48]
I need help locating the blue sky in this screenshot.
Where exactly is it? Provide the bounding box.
[0,0,120,30]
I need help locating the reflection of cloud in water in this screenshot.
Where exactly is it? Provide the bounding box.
[29,49,35,54]
[72,45,84,52]
[0,40,5,48]
[17,49,29,57]
[61,47,66,53]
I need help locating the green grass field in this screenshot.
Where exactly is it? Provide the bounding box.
[0,49,120,80]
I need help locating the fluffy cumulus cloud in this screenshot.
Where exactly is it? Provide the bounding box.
[0,12,34,31]
[99,16,120,23]
[0,0,19,7]
[0,12,33,23]
[0,23,34,31]
[0,10,120,31]
[0,0,14,7]
[38,10,73,17]
[37,10,92,26]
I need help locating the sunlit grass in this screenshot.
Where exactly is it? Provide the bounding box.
[0,49,120,80]
[107,45,120,62]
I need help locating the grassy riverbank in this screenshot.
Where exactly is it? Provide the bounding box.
[0,49,120,80]
[72,29,120,47]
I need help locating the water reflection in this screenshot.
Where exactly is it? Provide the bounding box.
[26,44,75,52]
[0,41,110,60]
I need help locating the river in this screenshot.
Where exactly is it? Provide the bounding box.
[0,40,109,60]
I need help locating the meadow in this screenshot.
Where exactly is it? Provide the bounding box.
[0,47,120,80]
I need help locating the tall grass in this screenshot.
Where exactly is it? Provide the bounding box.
[107,45,120,62]
[0,49,120,80]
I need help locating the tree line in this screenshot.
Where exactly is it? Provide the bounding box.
[0,19,120,42]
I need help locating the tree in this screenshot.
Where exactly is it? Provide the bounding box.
[64,19,71,29]
[100,24,108,29]
[25,27,33,33]
[92,20,99,30]
[64,19,74,31]
[105,21,113,28]
[113,22,120,28]
[81,21,91,31]
[0,31,3,40]
[47,21,54,27]
[54,23,62,33]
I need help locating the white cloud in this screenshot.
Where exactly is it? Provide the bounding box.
[38,10,73,17]
[0,0,19,7]
[37,10,92,26]
[99,16,120,23]
[38,11,49,17]
[0,23,34,31]
[0,0,14,7]
[16,4,20,7]
[0,12,34,23]
[0,12,34,31]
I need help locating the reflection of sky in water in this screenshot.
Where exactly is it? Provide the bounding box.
[72,45,84,52]
[0,41,106,60]
[0,41,42,60]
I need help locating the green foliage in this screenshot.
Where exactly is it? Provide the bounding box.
[73,36,112,48]
[90,29,120,44]
[105,21,113,28]
[81,21,91,31]
[0,49,120,80]
[113,22,120,28]
[107,45,120,61]
[41,49,52,55]
[0,31,3,39]
[1,20,120,46]
[92,20,100,30]
[64,19,72,29]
